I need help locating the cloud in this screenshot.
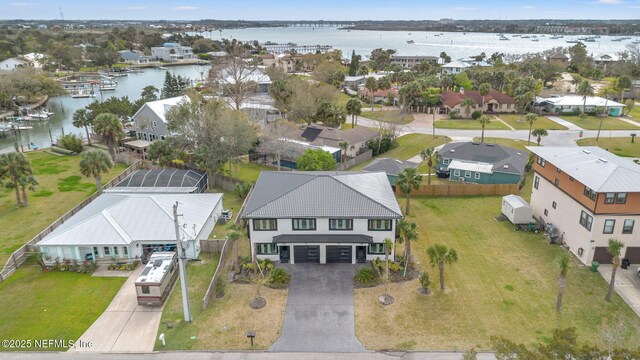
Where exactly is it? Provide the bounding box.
[173,5,197,10]
[10,2,35,7]
[597,0,621,3]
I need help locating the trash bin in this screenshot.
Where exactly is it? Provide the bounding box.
[622,258,631,270]
[591,261,600,272]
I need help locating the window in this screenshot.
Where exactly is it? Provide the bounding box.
[554,178,559,187]
[544,209,549,216]
[443,158,449,165]
[123,247,128,257]
[623,219,635,234]
[603,219,615,234]
[552,201,557,209]
[152,121,157,127]
[253,219,277,231]
[534,176,540,190]
[474,173,480,180]
[329,219,353,230]
[256,243,279,255]
[141,285,150,294]
[465,171,471,178]
[292,218,316,231]
[93,246,99,257]
[579,211,593,231]
[368,219,392,231]
[113,247,119,257]
[605,193,615,204]
[616,193,627,204]
[368,243,386,254]
[453,169,460,177]
[536,156,546,167]
[103,246,111,256]
[583,187,596,201]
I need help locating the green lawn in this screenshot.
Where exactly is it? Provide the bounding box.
[361,110,414,124]
[577,137,640,158]
[559,116,639,130]
[355,193,640,350]
[223,158,273,184]
[0,265,125,351]
[339,93,381,109]
[628,106,640,121]
[435,119,509,130]
[0,151,128,265]
[497,114,568,130]
[351,134,450,170]
[472,137,540,152]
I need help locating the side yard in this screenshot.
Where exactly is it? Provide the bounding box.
[558,115,640,130]
[497,114,568,130]
[577,137,640,158]
[360,110,414,124]
[351,133,450,170]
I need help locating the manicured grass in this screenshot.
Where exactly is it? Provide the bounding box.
[627,106,640,121]
[354,194,640,350]
[351,134,450,170]
[497,114,568,130]
[223,158,273,184]
[0,265,125,351]
[434,119,509,130]
[577,137,640,158]
[361,110,414,124]
[0,151,127,265]
[472,137,540,152]
[558,115,640,130]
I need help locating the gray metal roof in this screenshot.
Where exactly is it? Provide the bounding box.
[526,146,640,192]
[273,234,373,244]
[439,142,527,176]
[242,171,403,219]
[37,193,223,247]
[362,157,418,176]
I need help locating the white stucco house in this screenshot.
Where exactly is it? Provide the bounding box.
[538,95,626,117]
[133,95,189,141]
[36,193,223,264]
[241,171,403,264]
[151,43,194,62]
[0,57,29,71]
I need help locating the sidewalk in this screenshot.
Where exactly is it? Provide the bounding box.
[546,116,583,130]
[597,264,640,318]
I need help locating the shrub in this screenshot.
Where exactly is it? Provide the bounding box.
[449,110,461,119]
[471,110,482,120]
[419,272,431,292]
[270,268,291,284]
[389,261,401,272]
[215,278,226,296]
[578,112,588,119]
[365,134,394,156]
[59,134,83,153]
[355,267,375,284]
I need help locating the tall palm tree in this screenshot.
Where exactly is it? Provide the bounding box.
[79,150,114,194]
[397,220,419,270]
[461,98,475,118]
[17,175,37,206]
[616,75,631,104]
[339,141,349,163]
[606,239,625,302]
[597,86,616,141]
[396,167,423,216]
[0,153,34,206]
[525,113,538,145]
[419,147,441,185]
[93,113,123,160]
[427,243,458,290]
[478,83,491,113]
[532,128,548,146]
[365,77,377,110]
[345,98,362,127]
[478,115,492,143]
[556,252,571,312]
[576,79,595,115]
[72,108,92,146]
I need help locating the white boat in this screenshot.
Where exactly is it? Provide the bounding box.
[155,66,169,70]
[26,112,52,120]
[71,89,95,98]
[99,79,117,91]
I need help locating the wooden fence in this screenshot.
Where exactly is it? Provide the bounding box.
[396,182,519,197]
[202,237,231,310]
[200,239,226,253]
[338,149,373,170]
[210,172,246,192]
[0,161,144,283]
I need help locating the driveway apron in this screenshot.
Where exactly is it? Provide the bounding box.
[270,264,366,352]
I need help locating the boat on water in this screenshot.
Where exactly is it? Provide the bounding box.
[0,122,32,131]
[71,89,95,98]
[155,66,169,70]
[407,40,414,44]
[532,38,539,42]
[499,35,509,41]
[25,112,52,120]
[99,79,117,91]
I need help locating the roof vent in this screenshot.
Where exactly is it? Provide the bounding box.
[516,152,522,156]
[503,165,509,169]
[582,149,591,154]
[450,149,455,153]
[598,158,608,163]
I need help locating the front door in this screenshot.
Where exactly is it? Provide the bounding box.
[487,103,494,112]
[280,246,290,263]
[356,246,367,263]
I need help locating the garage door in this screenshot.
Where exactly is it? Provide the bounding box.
[294,246,320,263]
[326,246,352,263]
[624,247,640,264]
[592,247,613,264]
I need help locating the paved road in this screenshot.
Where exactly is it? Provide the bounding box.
[270,264,366,352]
[597,265,640,318]
[69,270,163,353]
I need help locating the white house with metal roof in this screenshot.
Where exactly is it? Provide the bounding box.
[132,95,189,141]
[539,95,625,116]
[527,146,640,265]
[36,193,223,264]
[241,171,403,264]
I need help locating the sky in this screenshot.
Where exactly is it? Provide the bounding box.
[1,0,640,21]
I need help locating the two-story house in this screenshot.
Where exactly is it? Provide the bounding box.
[132,95,189,141]
[241,171,403,264]
[527,147,640,265]
[151,43,194,62]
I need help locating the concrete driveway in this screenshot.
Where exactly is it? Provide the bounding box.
[597,264,640,318]
[70,270,163,352]
[270,264,366,353]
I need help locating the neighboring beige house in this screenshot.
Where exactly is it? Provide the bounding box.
[528,146,640,265]
[295,124,379,158]
[547,52,569,69]
[440,88,517,114]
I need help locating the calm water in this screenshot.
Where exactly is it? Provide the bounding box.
[0,65,209,153]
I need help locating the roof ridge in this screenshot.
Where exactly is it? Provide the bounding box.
[331,174,403,216]
[149,196,194,240]
[101,210,134,244]
[243,173,317,217]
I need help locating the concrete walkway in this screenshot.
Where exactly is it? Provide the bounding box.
[70,270,163,353]
[545,116,583,130]
[619,117,640,127]
[492,115,515,130]
[597,265,640,318]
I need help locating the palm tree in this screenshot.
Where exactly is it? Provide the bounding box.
[79,150,114,194]
[597,86,616,141]
[525,113,538,145]
[17,175,37,206]
[419,147,441,185]
[345,98,362,127]
[427,243,458,290]
[556,252,571,312]
[606,239,625,302]
[72,108,92,146]
[397,220,419,270]
[478,115,492,143]
[396,167,423,216]
[0,153,34,206]
[576,79,594,115]
[532,128,548,146]
[616,75,631,104]
[478,83,491,113]
[339,141,349,163]
[93,113,123,160]
[461,98,475,118]
[365,77,377,110]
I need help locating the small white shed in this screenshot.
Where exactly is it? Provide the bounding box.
[501,194,533,225]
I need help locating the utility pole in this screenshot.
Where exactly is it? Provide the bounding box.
[173,202,191,322]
